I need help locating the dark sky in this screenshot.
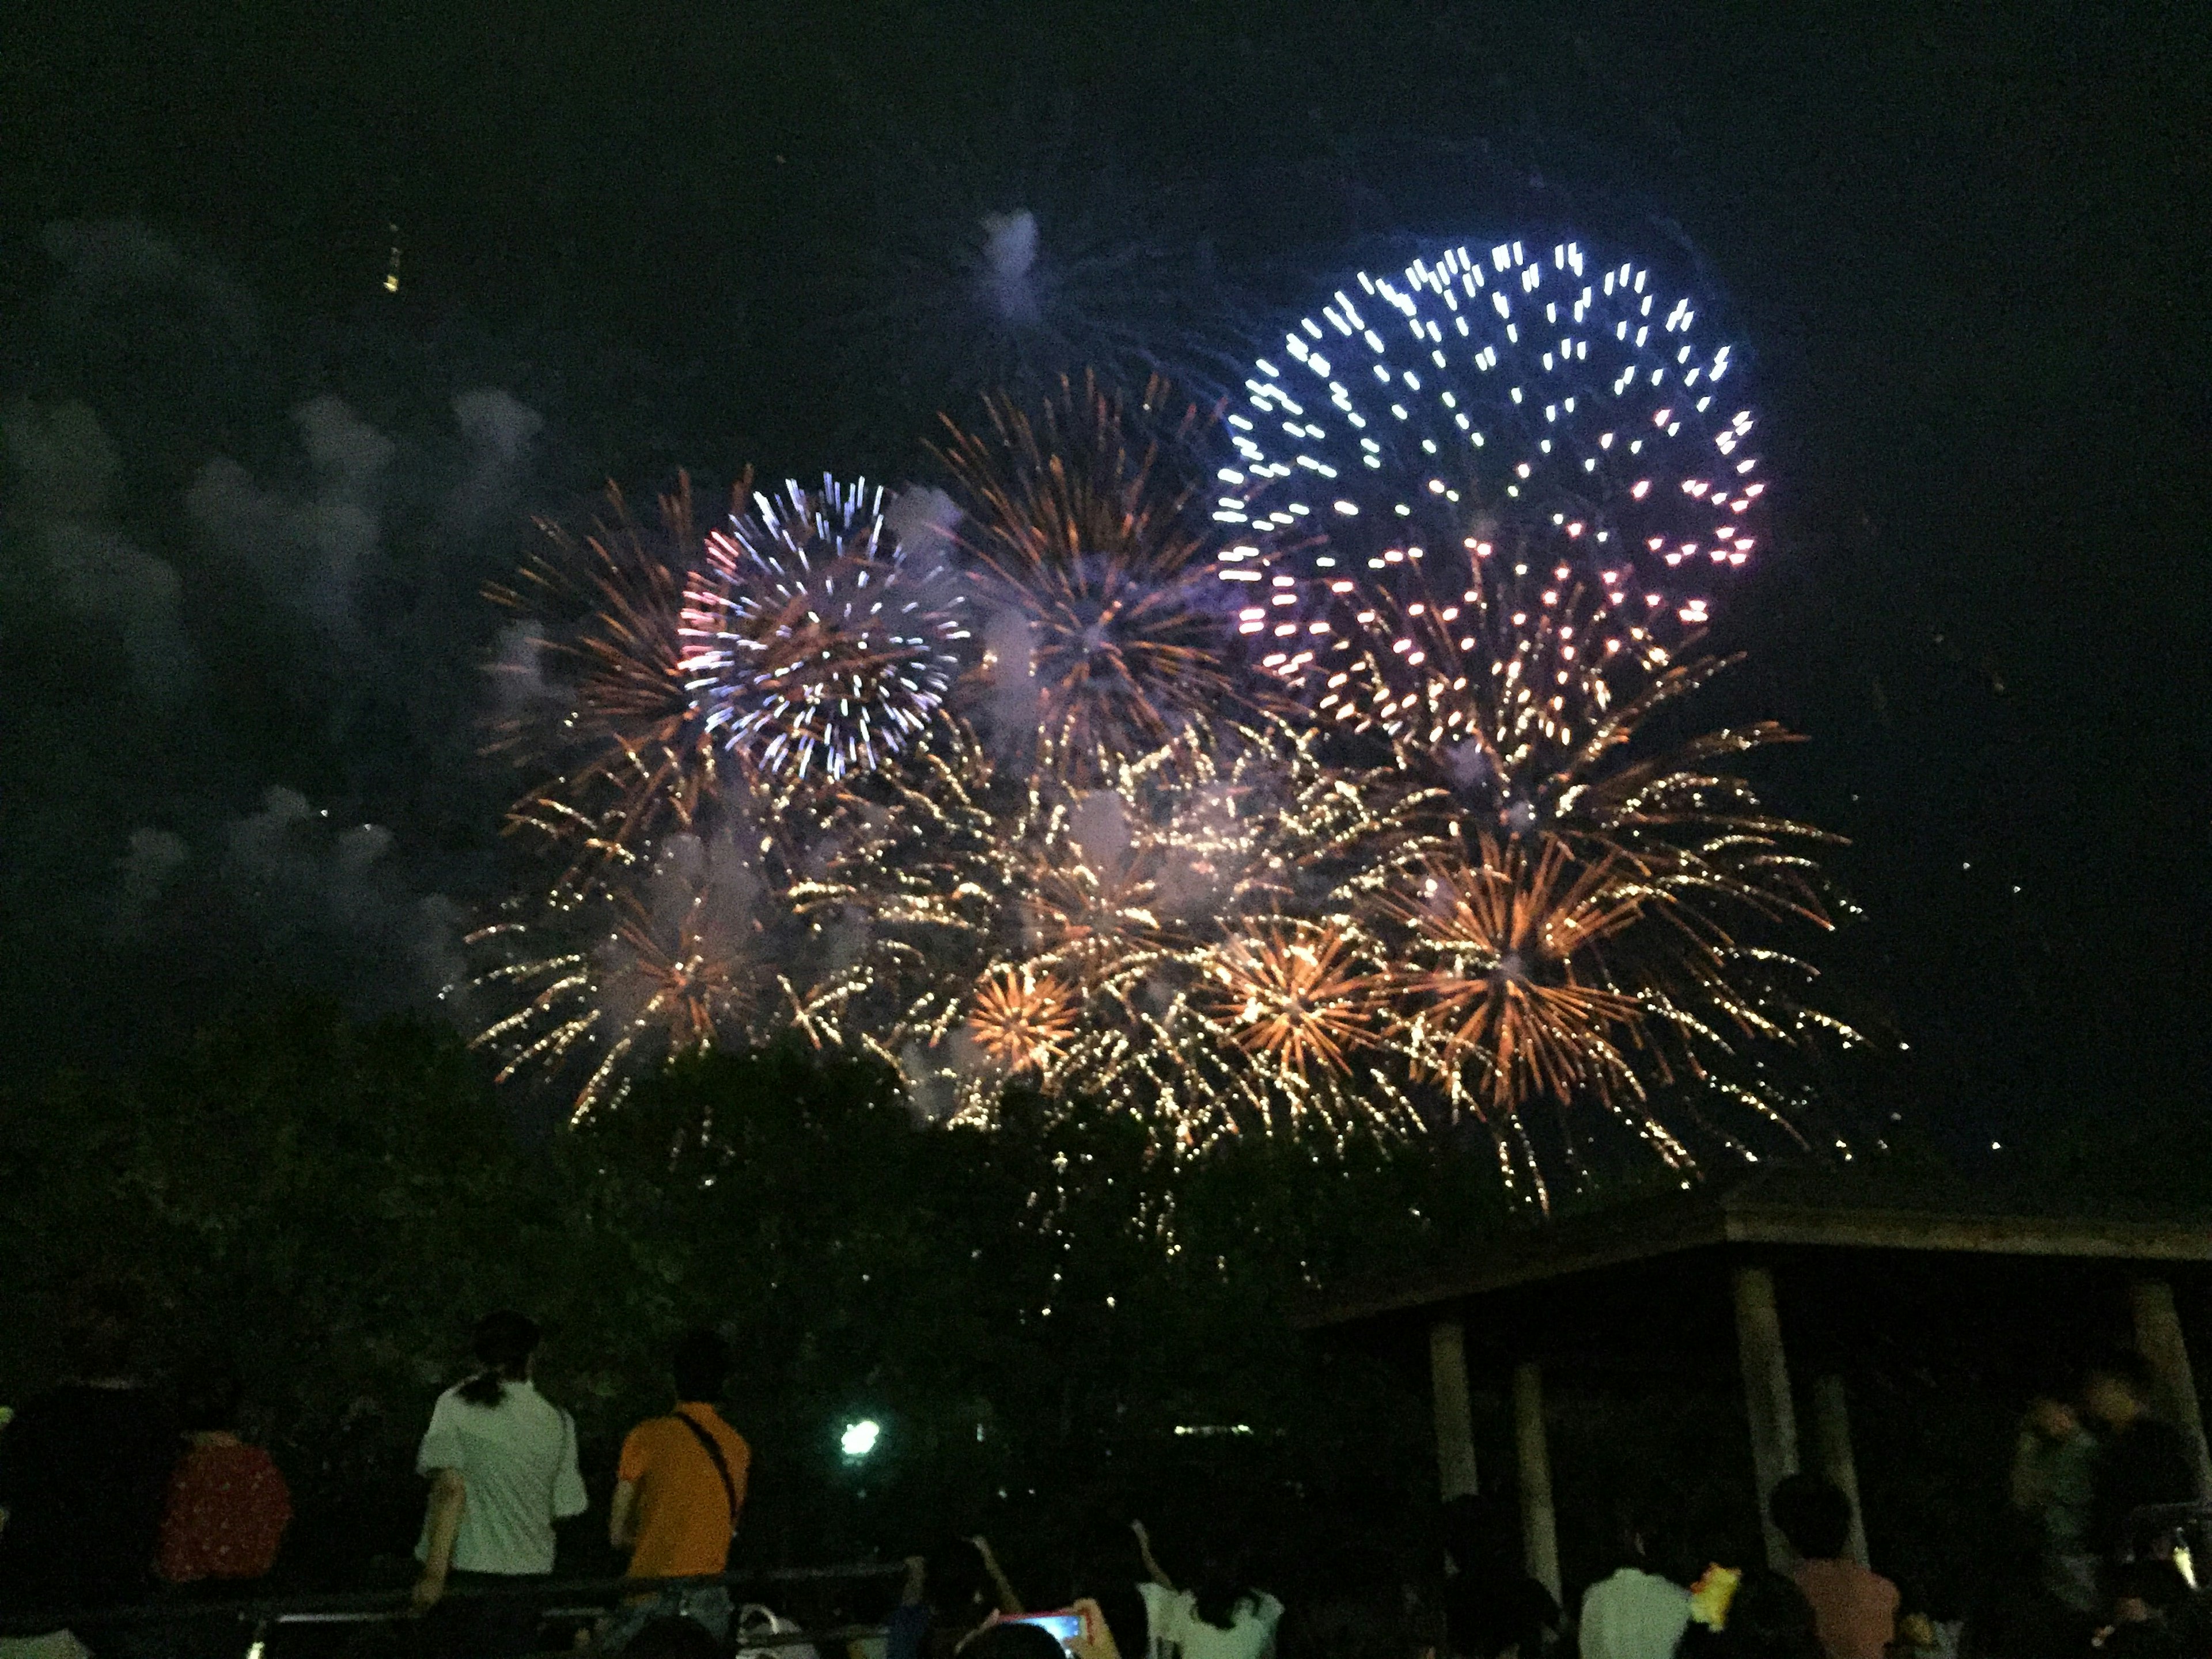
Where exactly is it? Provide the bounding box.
[2,1,2206,1164]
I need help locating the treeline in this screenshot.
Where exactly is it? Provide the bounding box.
[0,1004,1509,1594]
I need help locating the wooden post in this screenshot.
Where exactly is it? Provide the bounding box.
[1514,1359,1563,1604]
[1431,1313,1480,1499]
[1810,1373,1870,1566]
[2131,1278,2212,1497]
[1732,1263,1800,1567]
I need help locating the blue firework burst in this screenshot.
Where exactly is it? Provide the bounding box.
[1214,237,1765,681]
[679,478,972,786]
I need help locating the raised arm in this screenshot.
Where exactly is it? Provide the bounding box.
[971,1535,1025,1615]
[1132,1521,1175,1592]
[412,1468,467,1611]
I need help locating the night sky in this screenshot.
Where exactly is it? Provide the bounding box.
[3,1,2206,1165]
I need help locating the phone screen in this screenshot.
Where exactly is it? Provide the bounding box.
[1006,1612,1085,1654]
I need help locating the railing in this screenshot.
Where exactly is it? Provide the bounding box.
[0,1558,906,1657]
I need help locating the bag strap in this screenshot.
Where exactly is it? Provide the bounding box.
[673,1408,740,1529]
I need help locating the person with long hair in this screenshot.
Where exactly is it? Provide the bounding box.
[1131,1521,1282,1659]
[411,1311,588,1656]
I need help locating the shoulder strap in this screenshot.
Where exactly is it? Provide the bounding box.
[673,1409,740,1529]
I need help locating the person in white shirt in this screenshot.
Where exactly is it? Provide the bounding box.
[1131,1521,1282,1659]
[411,1310,588,1656]
[1578,1506,1691,1659]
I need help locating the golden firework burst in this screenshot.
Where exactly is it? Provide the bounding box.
[936,373,1252,778]
[965,965,1082,1075]
[1390,833,1650,1119]
[486,477,728,895]
[1201,920,1381,1081]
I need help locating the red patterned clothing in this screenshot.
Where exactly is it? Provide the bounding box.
[156,1440,292,1583]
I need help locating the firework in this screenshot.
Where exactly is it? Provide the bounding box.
[1198,919,1384,1082]
[486,479,724,893]
[1387,834,1649,1115]
[679,476,971,787]
[964,964,1082,1075]
[1218,237,1762,680]
[802,714,1417,1141]
[465,830,865,1123]
[1318,544,1840,922]
[1316,548,1646,833]
[936,373,1252,779]
[468,232,1876,1199]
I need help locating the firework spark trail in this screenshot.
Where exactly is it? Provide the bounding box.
[679,476,972,787]
[1198,918,1386,1082]
[485,478,726,896]
[464,826,871,1124]
[1217,237,1763,683]
[936,373,1255,779]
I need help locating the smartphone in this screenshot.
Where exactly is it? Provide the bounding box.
[1005,1611,1087,1654]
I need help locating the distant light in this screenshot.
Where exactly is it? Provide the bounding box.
[840,1419,881,1459]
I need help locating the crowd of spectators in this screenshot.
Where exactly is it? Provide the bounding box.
[0,1286,2205,1659]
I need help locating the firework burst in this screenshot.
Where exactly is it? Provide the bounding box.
[1218,237,1763,682]
[486,478,725,895]
[937,373,1252,779]
[964,964,1082,1076]
[1199,918,1385,1082]
[679,476,971,787]
[465,830,864,1124]
[1388,835,1648,1112]
[470,231,1878,1199]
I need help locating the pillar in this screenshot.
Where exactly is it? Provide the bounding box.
[2131,1278,2212,1497]
[1732,1263,1800,1567]
[1810,1373,1870,1566]
[1431,1313,1480,1499]
[1514,1359,1563,1604]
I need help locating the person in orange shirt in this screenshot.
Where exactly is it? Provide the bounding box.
[1768,1475,1897,1659]
[600,1330,751,1653]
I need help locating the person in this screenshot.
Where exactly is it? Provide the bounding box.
[602,1330,752,1649]
[1131,1521,1281,1659]
[2083,1352,2199,1565]
[886,1556,935,1659]
[154,1359,293,1587]
[910,1535,1024,1659]
[1688,1569,1824,1659]
[1440,1493,1560,1659]
[2100,1560,2192,1659]
[411,1310,588,1657]
[1765,1475,1896,1659]
[0,1275,178,1621]
[1576,1502,1690,1659]
[1069,1518,1152,1659]
[2010,1390,2100,1625]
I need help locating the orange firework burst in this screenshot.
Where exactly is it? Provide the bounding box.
[487,478,728,894]
[965,965,1081,1075]
[1391,833,1651,1120]
[1202,921,1380,1081]
[935,373,1249,779]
